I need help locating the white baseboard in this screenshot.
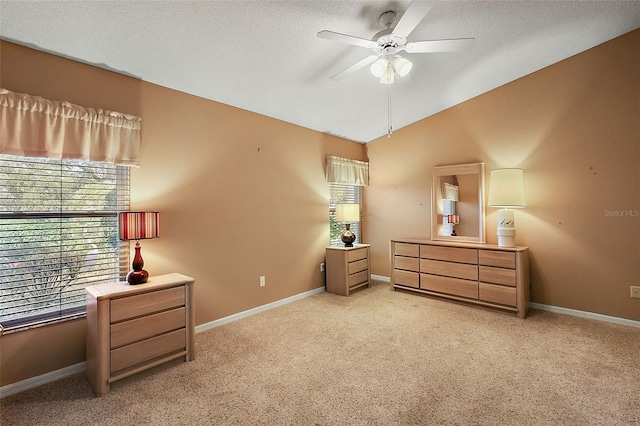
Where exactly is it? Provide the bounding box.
[4,286,636,399]
[0,362,86,399]
[381,274,638,328]
[530,303,640,328]
[195,286,325,333]
[371,274,390,282]
[1,286,326,399]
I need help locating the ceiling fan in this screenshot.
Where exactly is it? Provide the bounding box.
[317,1,475,84]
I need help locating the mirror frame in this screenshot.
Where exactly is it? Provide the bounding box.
[431,163,486,243]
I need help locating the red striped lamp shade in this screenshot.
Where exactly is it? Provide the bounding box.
[119,212,159,241]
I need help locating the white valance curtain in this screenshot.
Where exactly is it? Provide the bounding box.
[326,156,369,186]
[0,88,141,166]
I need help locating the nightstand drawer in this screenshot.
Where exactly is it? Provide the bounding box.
[111,286,185,323]
[420,274,478,299]
[394,243,419,257]
[420,258,478,281]
[394,269,419,288]
[110,328,186,373]
[479,283,516,306]
[479,266,516,286]
[395,255,419,272]
[347,248,368,262]
[348,259,368,275]
[479,250,516,269]
[348,270,369,288]
[420,245,477,264]
[110,307,186,349]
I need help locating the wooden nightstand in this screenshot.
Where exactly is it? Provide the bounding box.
[325,244,371,296]
[85,273,195,396]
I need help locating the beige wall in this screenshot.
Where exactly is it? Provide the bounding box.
[365,30,639,321]
[0,41,365,386]
[1,29,638,388]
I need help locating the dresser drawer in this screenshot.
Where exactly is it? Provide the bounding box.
[110,328,186,373]
[394,242,419,257]
[479,250,516,269]
[394,269,419,288]
[420,274,478,299]
[479,266,516,286]
[420,258,478,281]
[347,248,368,262]
[110,286,185,323]
[479,283,516,307]
[110,307,186,349]
[348,258,368,275]
[420,245,477,265]
[348,270,368,288]
[395,255,419,272]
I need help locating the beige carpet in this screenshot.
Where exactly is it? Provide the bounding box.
[2,279,639,425]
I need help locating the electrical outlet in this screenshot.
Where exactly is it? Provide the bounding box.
[320,262,325,272]
[260,276,266,287]
[631,286,640,299]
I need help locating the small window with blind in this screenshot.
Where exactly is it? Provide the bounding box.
[329,182,362,247]
[0,154,129,332]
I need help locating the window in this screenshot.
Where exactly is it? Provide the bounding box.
[329,182,362,247]
[0,154,129,332]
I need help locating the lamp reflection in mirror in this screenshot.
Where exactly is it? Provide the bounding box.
[447,214,460,236]
[119,211,159,284]
[335,203,360,247]
[487,169,526,247]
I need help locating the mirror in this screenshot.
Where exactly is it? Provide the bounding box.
[431,163,486,243]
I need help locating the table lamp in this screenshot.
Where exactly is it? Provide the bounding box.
[487,169,526,247]
[119,211,159,284]
[335,203,360,247]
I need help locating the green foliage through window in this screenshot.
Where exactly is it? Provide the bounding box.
[0,154,129,331]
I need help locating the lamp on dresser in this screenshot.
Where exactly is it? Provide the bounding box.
[119,211,159,284]
[487,169,526,248]
[335,203,360,247]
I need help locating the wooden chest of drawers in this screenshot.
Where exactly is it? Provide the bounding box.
[85,273,195,396]
[325,245,371,296]
[390,240,529,318]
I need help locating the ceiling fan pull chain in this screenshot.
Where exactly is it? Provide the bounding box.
[387,81,393,138]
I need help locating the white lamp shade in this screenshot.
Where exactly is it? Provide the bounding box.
[370,58,387,78]
[393,56,413,77]
[335,203,360,222]
[487,169,526,208]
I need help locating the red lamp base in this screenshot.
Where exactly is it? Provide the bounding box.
[127,241,149,285]
[127,269,149,285]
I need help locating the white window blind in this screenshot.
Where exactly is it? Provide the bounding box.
[0,154,129,332]
[329,182,362,247]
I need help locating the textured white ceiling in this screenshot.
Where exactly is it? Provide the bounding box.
[1,1,639,143]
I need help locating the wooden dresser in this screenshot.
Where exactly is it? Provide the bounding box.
[325,244,371,296]
[390,239,530,318]
[85,273,195,396]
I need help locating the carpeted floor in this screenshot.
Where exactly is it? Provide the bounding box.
[1,279,639,425]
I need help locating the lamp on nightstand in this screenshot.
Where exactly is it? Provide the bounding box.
[119,211,160,284]
[487,169,526,248]
[335,203,360,247]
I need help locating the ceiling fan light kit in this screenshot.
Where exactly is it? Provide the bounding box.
[317,0,475,135]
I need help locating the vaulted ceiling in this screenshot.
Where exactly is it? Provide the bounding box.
[1,1,639,143]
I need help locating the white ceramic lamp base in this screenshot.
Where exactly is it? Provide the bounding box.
[496,209,516,248]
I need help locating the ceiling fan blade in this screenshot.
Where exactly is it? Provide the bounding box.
[330,54,379,80]
[392,1,438,39]
[317,30,377,49]
[405,38,475,53]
